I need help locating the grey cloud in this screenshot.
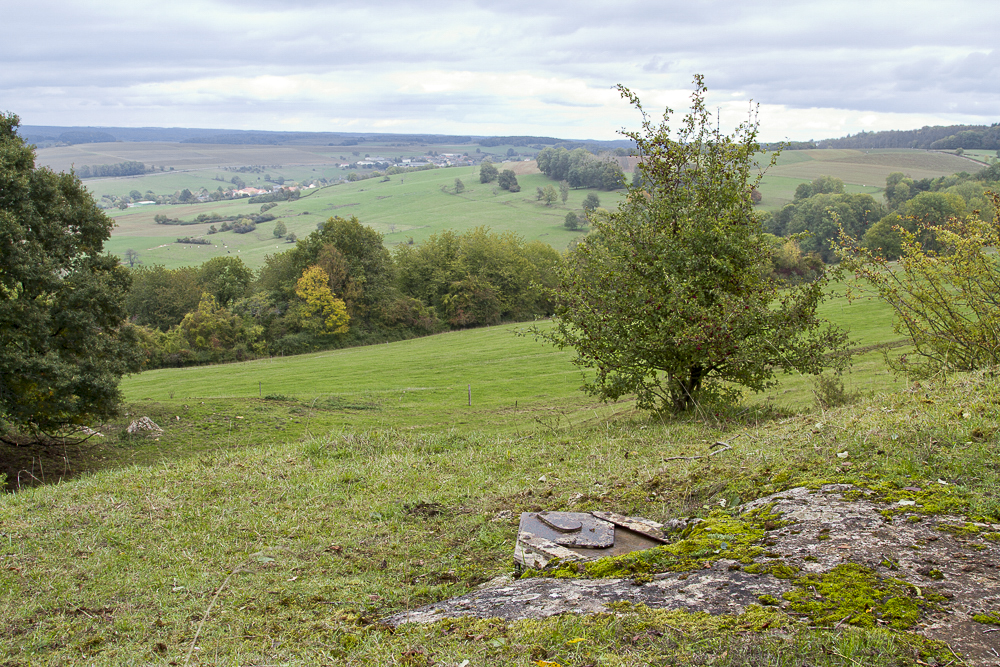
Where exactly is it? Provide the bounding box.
[5,0,999,136]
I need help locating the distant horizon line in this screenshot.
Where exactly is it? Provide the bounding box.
[16,121,999,150]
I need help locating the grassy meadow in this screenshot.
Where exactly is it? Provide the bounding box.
[99,165,621,270]
[3,284,999,664]
[3,140,997,665]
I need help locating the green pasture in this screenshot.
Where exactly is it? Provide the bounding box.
[122,322,608,434]
[756,149,972,211]
[40,143,982,269]
[954,149,997,164]
[121,283,909,426]
[104,165,623,269]
[753,175,882,211]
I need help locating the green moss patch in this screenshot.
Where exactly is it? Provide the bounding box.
[743,562,800,579]
[781,564,943,630]
[972,611,1000,625]
[842,479,969,518]
[935,522,982,536]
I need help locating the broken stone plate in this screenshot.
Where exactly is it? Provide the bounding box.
[515,510,669,569]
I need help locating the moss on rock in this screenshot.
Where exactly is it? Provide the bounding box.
[780,563,941,630]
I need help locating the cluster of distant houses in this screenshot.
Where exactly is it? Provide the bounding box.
[231,184,316,197]
[342,153,479,169]
[123,150,500,208]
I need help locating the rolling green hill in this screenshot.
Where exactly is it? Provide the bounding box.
[755,148,973,211]
[32,140,979,270]
[101,165,623,270]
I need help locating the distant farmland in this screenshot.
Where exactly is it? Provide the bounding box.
[96,163,624,270]
[755,148,973,211]
[34,141,979,268]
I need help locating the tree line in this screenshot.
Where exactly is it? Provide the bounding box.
[764,161,999,262]
[75,161,148,178]
[125,218,561,368]
[535,146,625,190]
[816,123,1000,151]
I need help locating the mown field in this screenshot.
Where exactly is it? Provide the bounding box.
[755,148,973,211]
[3,282,998,665]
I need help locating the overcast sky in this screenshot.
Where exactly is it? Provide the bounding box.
[3,0,998,142]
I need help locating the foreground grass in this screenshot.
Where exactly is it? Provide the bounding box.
[4,282,996,664]
[2,366,998,664]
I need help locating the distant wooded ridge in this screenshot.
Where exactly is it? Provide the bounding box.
[767,123,1000,151]
[20,122,1000,152]
[18,125,633,151]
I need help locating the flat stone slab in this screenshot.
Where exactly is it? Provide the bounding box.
[532,511,615,547]
[537,511,585,533]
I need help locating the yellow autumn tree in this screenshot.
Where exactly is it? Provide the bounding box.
[295,266,350,334]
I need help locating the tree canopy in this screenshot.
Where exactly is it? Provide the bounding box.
[536,78,847,412]
[839,191,1000,377]
[535,146,624,190]
[479,160,498,184]
[0,113,142,441]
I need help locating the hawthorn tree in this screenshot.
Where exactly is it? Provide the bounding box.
[0,113,142,441]
[537,78,848,412]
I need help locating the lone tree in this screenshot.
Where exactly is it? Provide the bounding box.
[536,78,847,412]
[479,160,498,184]
[0,113,143,442]
[498,169,520,192]
[541,185,558,206]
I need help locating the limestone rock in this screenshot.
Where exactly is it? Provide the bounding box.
[384,484,1000,665]
[126,416,163,435]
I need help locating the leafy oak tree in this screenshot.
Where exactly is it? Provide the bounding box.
[537,78,847,412]
[0,113,142,441]
[479,160,498,184]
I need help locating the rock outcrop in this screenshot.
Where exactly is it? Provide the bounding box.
[384,484,1000,665]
